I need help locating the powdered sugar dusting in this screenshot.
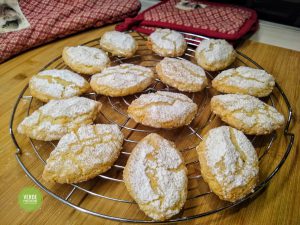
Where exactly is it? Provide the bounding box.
[149,29,186,52]
[17,97,101,140]
[100,31,136,51]
[204,126,258,196]
[128,91,197,127]
[213,66,275,95]
[196,39,234,64]
[30,69,89,99]
[211,94,285,131]
[91,64,154,88]
[65,46,109,67]
[38,70,86,85]
[40,97,98,117]
[125,133,187,220]
[44,124,123,182]
[158,57,207,85]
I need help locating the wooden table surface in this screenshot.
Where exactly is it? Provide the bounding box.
[0,24,299,225]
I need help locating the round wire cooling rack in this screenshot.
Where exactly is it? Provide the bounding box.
[10,31,295,223]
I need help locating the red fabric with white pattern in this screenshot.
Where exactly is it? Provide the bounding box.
[116,0,257,40]
[0,0,141,63]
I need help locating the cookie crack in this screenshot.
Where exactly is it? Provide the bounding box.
[144,152,164,206]
[156,92,192,103]
[131,101,176,111]
[229,127,247,164]
[200,42,215,54]
[35,74,82,98]
[29,110,93,132]
[36,74,77,86]
[144,139,183,208]
[160,30,177,51]
[217,71,267,84]
[96,70,149,79]
[216,104,261,129]
[180,63,205,80]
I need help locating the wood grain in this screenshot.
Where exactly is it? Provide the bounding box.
[0,24,299,225]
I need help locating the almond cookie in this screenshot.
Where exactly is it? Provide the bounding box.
[147,29,187,57]
[211,94,285,135]
[197,126,259,202]
[212,66,275,97]
[62,46,110,75]
[29,69,90,102]
[156,57,207,92]
[42,124,123,184]
[195,39,236,71]
[128,91,198,129]
[90,64,154,97]
[124,133,188,221]
[99,31,137,58]
[17,97,101,141]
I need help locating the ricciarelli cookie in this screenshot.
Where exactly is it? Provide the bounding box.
[212,67,275,97]
[17,97,101,141]
[29,69,90,102]
[156,57,208,92]
[99,31,137,58]
[128,91,197,129]
[62,46,110,75]
[123,133,188,221]
[195,39,236,71]
[147,29,187,57]
[90,64,154,97]
[197,126,259,202]
[43,124,124,184]
[211,94,285,135]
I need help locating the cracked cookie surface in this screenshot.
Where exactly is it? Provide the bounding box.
[123,133,187,221]
[156,57,207,92]
[147,29,187,57]
[29,69,90,102]
[212,66,275,97]
[195,39,236,71]
[211,94,285,135]
[197,126,259,202]
[17,97,101,141]
[127,91,198,128]
[42,124,123,184]
[90,64,154,97]
[62,46,110,75]
[99,31,137,58]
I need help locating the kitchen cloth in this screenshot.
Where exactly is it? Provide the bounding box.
[0,0,141,63]
[116,0,258,40]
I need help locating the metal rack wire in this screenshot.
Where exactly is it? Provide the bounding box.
[10,31,294,223]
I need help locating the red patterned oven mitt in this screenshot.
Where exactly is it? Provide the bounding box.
[0,0,141,63]
[116,0,258,39]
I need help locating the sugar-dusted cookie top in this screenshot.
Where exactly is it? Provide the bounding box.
[17,97,101,141]
[29,69,90,102]
[212,66,275,97]
[148,29,187,57]
[100,31,137,58]
[90,64,154,97]
[43,124,123,184]
[156,57,207,92]
[195,39,236,71]
[63,46,110,75]
[124,133,187,221]
[197,126,259,202]
[128,91,198,128]
[211,94,285,135]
